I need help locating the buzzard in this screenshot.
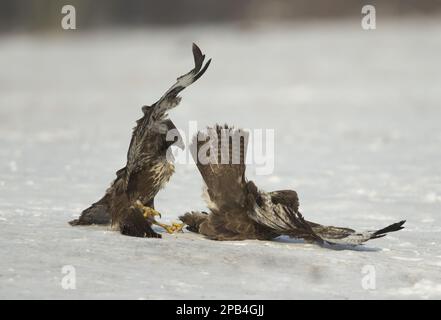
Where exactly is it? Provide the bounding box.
[180,125,405,246]
[70,44,211,238]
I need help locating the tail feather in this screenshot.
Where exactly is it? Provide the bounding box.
[69,195,111,226]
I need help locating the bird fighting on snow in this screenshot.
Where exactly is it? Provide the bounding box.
[71,43,405,246]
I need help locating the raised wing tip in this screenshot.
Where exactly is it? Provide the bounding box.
[395,220,406,230]
[192,43,212,74]
[193,58,211,82]
[192,42,203,60]
[373,220,406,236]
[192,42,201,53]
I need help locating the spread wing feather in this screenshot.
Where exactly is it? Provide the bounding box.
[124,44,211,190]
[189,125,277,239]
[191,124,249,211]
[150,43,212,122]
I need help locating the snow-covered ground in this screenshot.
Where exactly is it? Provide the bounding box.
[1,19,441,299]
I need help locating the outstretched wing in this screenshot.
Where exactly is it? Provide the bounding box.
[244,174,406,245]
[246,184,324,243]
[309,220,406,246]
[124,43,211,192]
[189,125,276,239]
[150,43,212,122]
[192,124,249,211]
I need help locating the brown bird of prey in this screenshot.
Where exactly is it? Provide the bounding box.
[69,44,211,238]
[180,125,405,246]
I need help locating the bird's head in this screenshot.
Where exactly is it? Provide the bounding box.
[160,119,185,151]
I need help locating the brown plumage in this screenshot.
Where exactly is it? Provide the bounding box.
[180,125,406,246]
[70,44,211,237]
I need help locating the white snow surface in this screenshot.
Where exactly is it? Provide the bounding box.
[1,19,441,299]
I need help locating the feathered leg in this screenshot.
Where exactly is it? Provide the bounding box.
[120,206,161,238]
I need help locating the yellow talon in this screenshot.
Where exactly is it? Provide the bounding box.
[154,222,185,234]
[134,200,161,219]
[143,207,162,219]
[171,222,185,233]
[133,200,183,234]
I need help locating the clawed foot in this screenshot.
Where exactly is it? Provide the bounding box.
[133,200,185,234]
[161,222,185,234]
[134,200,162,219]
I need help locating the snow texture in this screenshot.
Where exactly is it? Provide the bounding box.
[1,19,441,299]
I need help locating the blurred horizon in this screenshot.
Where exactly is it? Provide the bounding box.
[1,0,441,32]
